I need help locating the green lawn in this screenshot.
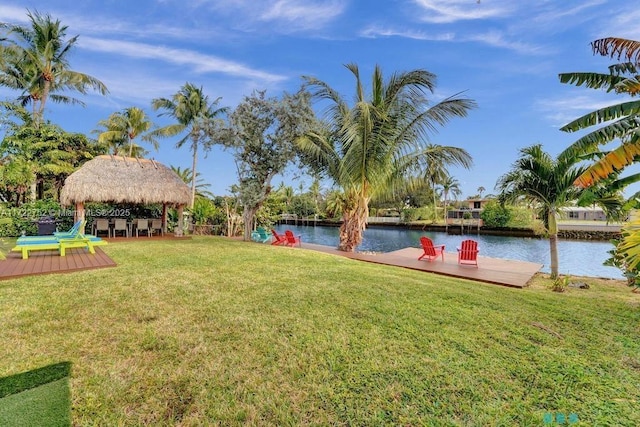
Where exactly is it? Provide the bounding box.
[0,237,638,426]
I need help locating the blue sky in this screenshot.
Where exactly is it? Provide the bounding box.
[2,0,640,199]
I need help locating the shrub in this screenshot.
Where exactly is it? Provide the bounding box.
[480,200,512,228]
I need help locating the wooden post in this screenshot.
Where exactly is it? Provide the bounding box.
[176,205,184,237]
[162,203,168,234]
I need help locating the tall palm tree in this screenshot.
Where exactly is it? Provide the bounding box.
[152,82,227,208]
[559,37,640,188]
[496,144,588,278]
[0,10,108,125]
[441,175,462,227]
[298,63,476,251]
[96,107,157,157]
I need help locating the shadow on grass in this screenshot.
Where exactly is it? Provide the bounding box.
[0,361,72,427]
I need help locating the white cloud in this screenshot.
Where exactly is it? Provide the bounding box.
[359,25,455,41]
[260,0,345,30]
[412,0,513,24]
[78,37,287,83]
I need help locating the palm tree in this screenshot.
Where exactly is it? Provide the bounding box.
[170,166,214,199]
[152,82,227,208]
[441,176,462,227]
[496,144,589,278]
[477,186,485,198]
[96,107,157,157]
[559,37,640,188]
[298,63,476,251]
[0,10,108,125]
[424,144,472,223]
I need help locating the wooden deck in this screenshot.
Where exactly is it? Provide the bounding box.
[0,247,116,280]
[301,243,543,288]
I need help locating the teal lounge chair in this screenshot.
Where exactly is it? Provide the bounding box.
[17,219,85,243]
[251,227,272,243]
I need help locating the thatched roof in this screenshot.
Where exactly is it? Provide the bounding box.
[60,155,191,206]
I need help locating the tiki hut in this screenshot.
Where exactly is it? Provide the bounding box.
[60,155,191,235]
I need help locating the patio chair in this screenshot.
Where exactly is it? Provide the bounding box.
[112,218,129,238]
[93,218,111,238]
[418,236,445,262]
[271,229,287,246]
[457,239,479,266]
[251,227,271,243]
[135,219,150,237]
[150,219,164,237]
[284,230,302,247]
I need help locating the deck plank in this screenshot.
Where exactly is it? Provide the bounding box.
[300,243,542,288]
[1,248,116,280]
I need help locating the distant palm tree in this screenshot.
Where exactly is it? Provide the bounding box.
[0,10,108,125]
[424,144,472,222]
[298,63,476,251]
[497,144,588,278]
[152,83,227,208]
[441,176,462,227]
[559,37,640,188]
[96,107,157,157]
[477,186,485,198]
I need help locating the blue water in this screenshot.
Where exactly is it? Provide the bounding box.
[274,224,623,279]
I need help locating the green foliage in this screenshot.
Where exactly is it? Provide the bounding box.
[402,207,431,222]
[0,10,108,125]
[480,200,513,227]
[298,64,475,251]
[559,37,640,188]
[215,90,317,240]
[608,214,640,291]
[551,275,570,292]
[189,197,219,226]
[0,199,67,237]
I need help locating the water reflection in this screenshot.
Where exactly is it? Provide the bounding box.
[274,224,623,279]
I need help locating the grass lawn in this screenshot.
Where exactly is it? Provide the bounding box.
[0,236,638,425]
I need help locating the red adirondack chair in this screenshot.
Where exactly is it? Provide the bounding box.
[457,239,479,266]
[271,229,287,246]
[418,236,445,262]
[284,230,302,247]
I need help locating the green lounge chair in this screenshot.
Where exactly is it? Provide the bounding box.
[251,227,272,243]
[17,219,85,242]
[11,233,107,260]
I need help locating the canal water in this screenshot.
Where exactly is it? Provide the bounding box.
[274,224,623,279]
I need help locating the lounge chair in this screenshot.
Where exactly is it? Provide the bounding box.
[271,229,287,246]
[17,219,85,242]
[457,239,479,266]
[418,236,445,262]
[251,227,271,243]
[11,233,107,260]
[284,230,301,247]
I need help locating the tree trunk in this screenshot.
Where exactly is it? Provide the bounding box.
[338,195,368,252]
[548,211,559,279]
[243,206,259,242]
[549,233,559,279]
[190,138,198,209]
